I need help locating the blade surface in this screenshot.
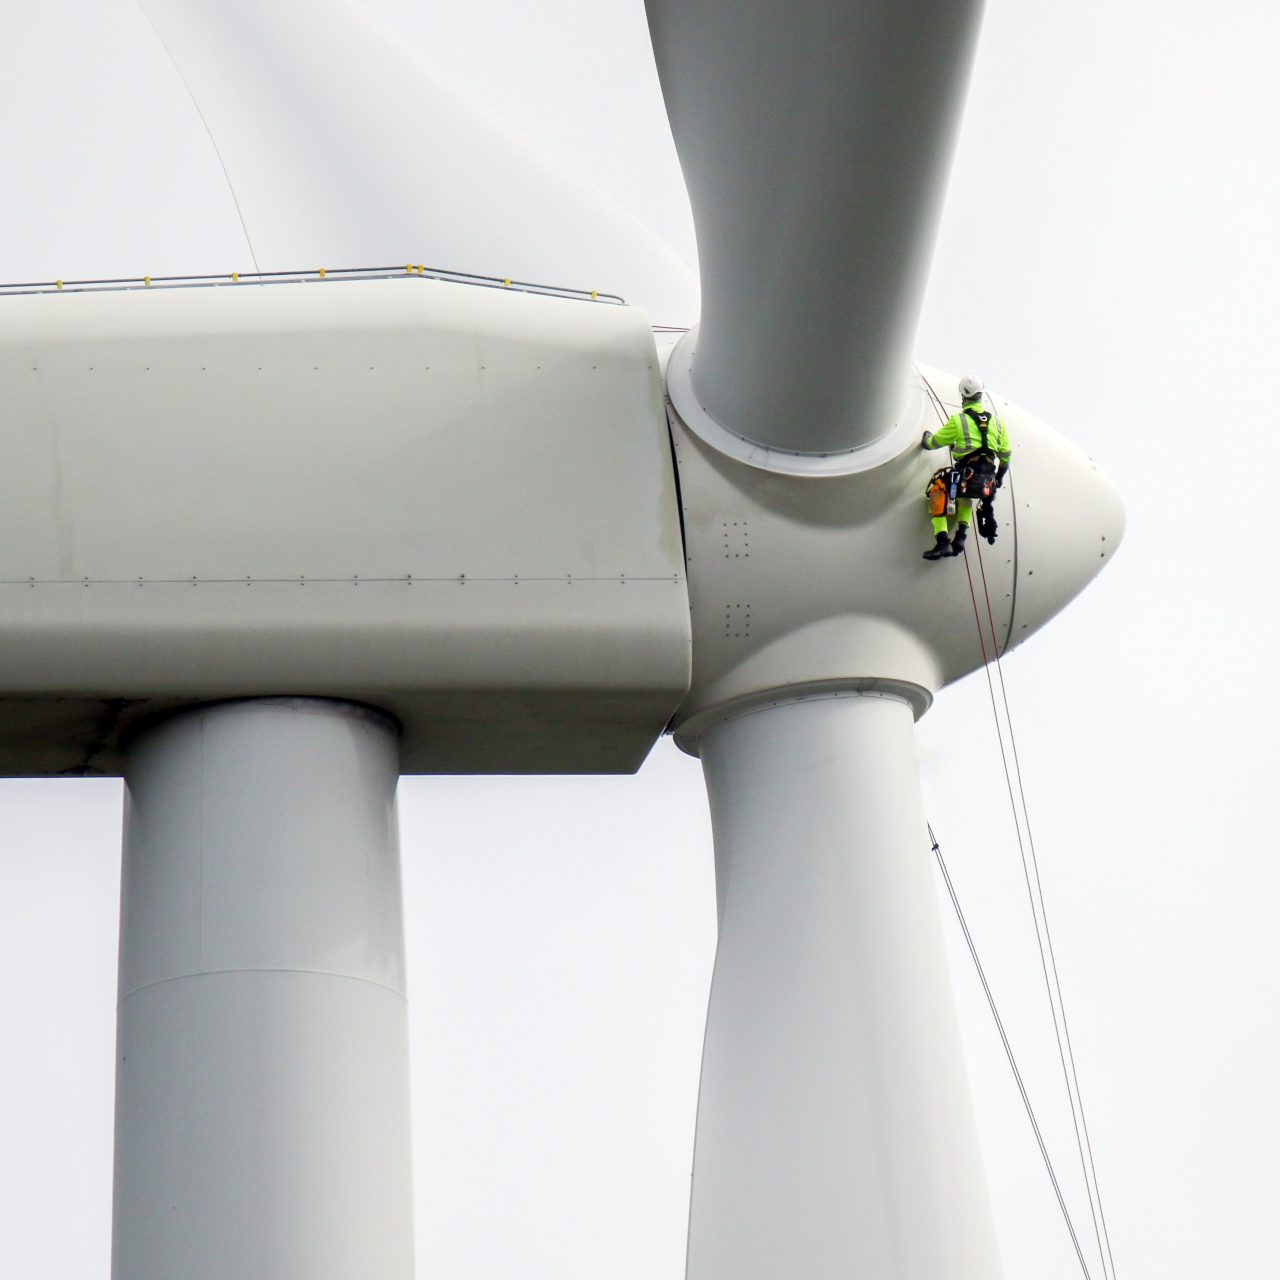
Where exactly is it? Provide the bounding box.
[647,0,985,455]
[137,0,697,320]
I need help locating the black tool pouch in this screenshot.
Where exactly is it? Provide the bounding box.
[958,455,997,501]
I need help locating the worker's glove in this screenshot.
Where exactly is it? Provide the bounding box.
[921,431,932,449]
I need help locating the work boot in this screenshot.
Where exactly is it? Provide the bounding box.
[922,532,951,560]
[950,524,969,556]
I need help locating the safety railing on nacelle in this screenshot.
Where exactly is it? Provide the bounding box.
[0,263,626,306]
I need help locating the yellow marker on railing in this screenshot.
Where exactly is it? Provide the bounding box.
[503,278,511,288]
[406,264,414,274]
[232,271,239,282]
[55,280,63,290]
[318,267,326,279]
[591,290,598,300]
[417,264,425,274]
[144,276,151,286]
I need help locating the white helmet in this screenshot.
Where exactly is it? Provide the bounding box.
[958,374,985,401]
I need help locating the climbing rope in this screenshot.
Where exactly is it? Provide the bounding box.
[920,371,1120,1280]
[970,535,1121,1280]
[929,823,1095,1279]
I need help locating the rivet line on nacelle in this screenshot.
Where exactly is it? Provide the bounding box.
[1,574,684,587]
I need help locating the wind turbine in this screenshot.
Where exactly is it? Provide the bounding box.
[0,1,1123,1277]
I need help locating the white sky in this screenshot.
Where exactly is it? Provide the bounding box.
[2,1,1278,1277]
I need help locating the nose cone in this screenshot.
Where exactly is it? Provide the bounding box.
[1003,406,1125,652]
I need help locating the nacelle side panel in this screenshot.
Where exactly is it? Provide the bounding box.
[0,279,691,775]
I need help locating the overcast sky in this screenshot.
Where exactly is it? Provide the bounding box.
[2,2,1278,1278]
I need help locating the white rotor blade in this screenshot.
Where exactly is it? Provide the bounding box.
[646,0,985,454]
[687,694,1002,1277]
[137,0,698,320]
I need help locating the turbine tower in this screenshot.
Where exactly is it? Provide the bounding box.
[0,1,1122,1277]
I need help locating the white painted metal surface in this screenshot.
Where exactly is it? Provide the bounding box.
[136,0,698,322]
[0,278,690,774]
[0,4,1136,1278]
[113,698,412,1280]
[645,0,985,454]
[687,692,1003,1279]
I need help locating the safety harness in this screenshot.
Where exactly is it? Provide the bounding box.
[960,406,997,462]
[926,407,1003,543]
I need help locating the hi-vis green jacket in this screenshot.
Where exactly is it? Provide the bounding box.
[923,402,1012,464]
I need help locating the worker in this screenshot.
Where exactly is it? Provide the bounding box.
[921,374,1012,560]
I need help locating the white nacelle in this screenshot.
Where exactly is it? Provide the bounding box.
[0,278,691,775]
[0,275,1121,776]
